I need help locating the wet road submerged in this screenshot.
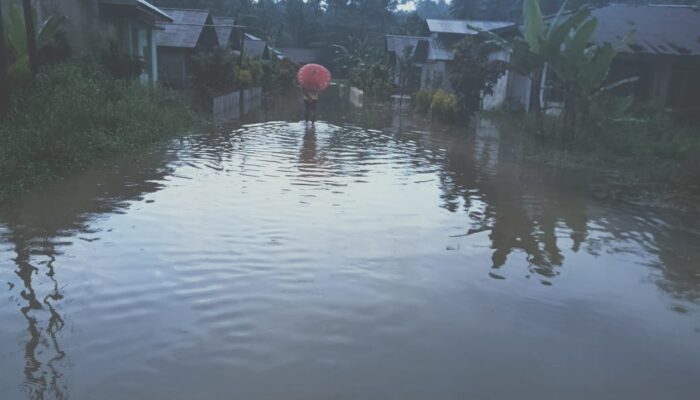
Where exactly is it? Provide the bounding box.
[1,109,699,399]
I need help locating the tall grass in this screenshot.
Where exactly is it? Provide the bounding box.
[0,62,196,200]
[486,97,700,184]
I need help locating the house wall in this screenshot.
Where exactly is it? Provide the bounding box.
[421,61,450,92]
[37,0,103,55]
[483,49,510,110]
[158,47,187,86]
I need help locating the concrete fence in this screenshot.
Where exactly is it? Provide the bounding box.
[212,87,263,122]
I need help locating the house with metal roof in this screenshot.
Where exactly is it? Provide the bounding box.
[156,8,219,86]
[588,4,700,110]
[34,0,172,84]
[212,16,240,49]
[385,18,515,107]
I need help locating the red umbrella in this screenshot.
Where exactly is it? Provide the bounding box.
[297,64,332,92]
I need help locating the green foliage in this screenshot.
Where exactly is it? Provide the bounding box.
[190,47,265,95]
[100,43,144,80]
[0,62,195,200]
[414,89,433,114]
[429,90,458,123]
[334,37,394,98]
[524,0,544,53]
[414,89,458,123]
[4,5,69,84]
[190,47,240,95]
[450,36,505,118]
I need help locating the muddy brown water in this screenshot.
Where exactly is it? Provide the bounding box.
[1,95,699,399]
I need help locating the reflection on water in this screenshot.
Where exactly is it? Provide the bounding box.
[0,96,698,399]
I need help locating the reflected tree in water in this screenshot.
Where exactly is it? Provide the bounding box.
[0,145,175,399]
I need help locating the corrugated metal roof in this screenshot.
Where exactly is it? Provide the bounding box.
[426,19,514,35]
[590,4,700,56]
[278,48,321,64]
[157,8,210,49]
[212,16,235,46]
[243,40,267,58]
[100,0,173,22]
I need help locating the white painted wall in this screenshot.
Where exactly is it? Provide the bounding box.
[482,50,510,110]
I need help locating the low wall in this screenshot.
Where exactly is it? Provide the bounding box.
[213,90,240,121]
[212,86,262,122]
[349,87,364,108]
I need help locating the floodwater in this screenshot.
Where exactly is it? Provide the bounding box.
[1,92,699,400]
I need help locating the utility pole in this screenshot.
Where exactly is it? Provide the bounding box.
[0,3,9,114]
[21,0,38,76]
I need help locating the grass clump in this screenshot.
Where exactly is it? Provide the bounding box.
[0,62,196,200]
[414,89,459,123]
[486,96,700,185]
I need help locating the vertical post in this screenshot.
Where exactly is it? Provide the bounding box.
[0,3,9,113]
[21,0,38,76]
[238,27,245,67]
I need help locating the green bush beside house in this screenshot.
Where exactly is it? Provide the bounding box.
[0,62,196,201]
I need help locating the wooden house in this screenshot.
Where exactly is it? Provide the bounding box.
[156,8,219,86]
[31,0,172,84]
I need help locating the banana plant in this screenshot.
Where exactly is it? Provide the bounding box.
[4,4,67,82]
[547,16,635,136]
[471,0,586,133]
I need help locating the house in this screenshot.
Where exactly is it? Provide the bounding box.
[33,0,172,84]
[278,48,321,65]
[236,34,269,60]
[212,16,245,51]
[385,19,517,108]
[156,8,219,86]
[587,4,700,111]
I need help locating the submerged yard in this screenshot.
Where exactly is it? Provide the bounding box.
[0,94,698,399]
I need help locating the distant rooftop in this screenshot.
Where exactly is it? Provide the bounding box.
[589,4,700,56]
[212,16,235,46]
[157,8,212,48]
[278,48,321,64]
[244,39,268,58]
[426,19,514,35]
[100,0,173,22]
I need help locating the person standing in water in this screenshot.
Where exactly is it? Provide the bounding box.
[303,88,318,123]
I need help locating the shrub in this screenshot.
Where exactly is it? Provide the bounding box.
[430,90,458,123]
[190,47,239,95]
[0,62,194,199]
[414,90,433,114]
[450,36,504,118]
[100,43,144,80]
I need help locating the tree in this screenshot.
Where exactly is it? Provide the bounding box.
[450,36,505,118]
[0,4,9,114]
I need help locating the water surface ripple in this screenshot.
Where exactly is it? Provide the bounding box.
[0,119,698,400]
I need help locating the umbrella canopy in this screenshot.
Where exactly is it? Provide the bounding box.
[296,64,332,92]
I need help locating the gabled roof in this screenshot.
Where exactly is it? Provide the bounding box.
[100,0,173,22]
[243,39,268,58]
[426,19,514,35]
[212,16,235,46]
[278,48,321,64]
[245,33,263,41]
[157,8,212,48]
[386,35,429,62]
[589,4,700,56]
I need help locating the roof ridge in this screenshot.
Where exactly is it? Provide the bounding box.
[426,18,513,23]
[386,34,429,38]
[160,7,210,12]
